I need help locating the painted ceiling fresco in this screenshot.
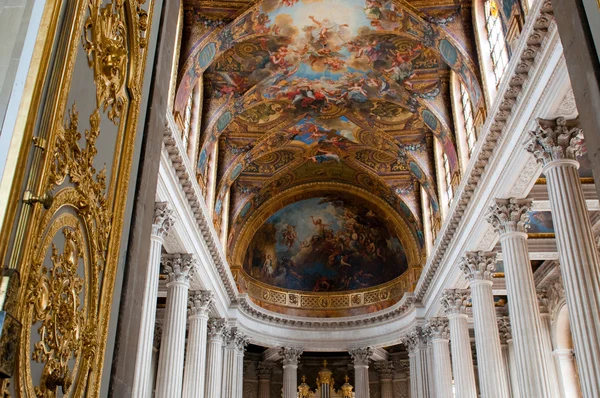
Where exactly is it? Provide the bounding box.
[177,0,483,296]
[244,195,408,291]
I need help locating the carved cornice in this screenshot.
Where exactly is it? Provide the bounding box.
[460,251,498,282]
[424,317,450,340]
[152,202,175,239]
[497,316,512,344]
[188,290,214,317]
[527,117,583,166]
[412,0,556,302]
[440,289,470,316]
[280,347,303,366]
[487,198,532,235]
[349,347,373,366]
[162,253,195,285]
[163,113,238,301]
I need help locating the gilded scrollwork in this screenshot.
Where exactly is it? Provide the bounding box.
[83,0,129,123]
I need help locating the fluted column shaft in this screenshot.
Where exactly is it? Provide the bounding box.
[132,203,174,398]
[257,362,273,398]
[500,343,514,398]
[554,349,582,398]
[222,330,237,398]
[205,320,226,398]
[350,348,372,398]
[182,292,213,398]
[470,280,510,397]
[431,338,453,398]
[155,255,193,398]
[281,347,303,398]
[538,310,562,397]
[448,313,477,398]
[376,362,394,398]
[406,329,430,398]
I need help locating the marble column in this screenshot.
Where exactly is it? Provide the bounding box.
[488,198,558,397]
[424,318,453,398]
[349,347,372,398]
[221,328,237,398]
[235,331,249,398]
[537,289,563,397]
[460,251,511,398]
[205,319,227,398]
[132,203,174,398]
[406,328,430,398]
[182,291,213,398]
[440,290,477,398]
[155,254,195,398]
[527,117,600,398]
[281,347,303,398]
[498,317,519,398]
[375,362,394,398]
[257,362,274,398]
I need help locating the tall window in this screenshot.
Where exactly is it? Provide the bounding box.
[182,94,194,149]
[443,152,453,203]
[460,82,477,155]
[485,0,509,86]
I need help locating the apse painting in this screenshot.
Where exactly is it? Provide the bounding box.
[243,195,408,291]
[527,211,554,234]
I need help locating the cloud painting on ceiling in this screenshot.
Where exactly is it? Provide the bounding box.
[243,195,408,291]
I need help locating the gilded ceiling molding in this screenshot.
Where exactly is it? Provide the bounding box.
[412,0,556,303]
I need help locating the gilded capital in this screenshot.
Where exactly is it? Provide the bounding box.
[497,316,512,344]
[487,198,532,234]
[424,317,450,340]
[374,361,395,379]
[188,290,213,317]
[207,318,227,340]
[526,117,583,166]
[152,202,175,239]
[349,347,373,366]
[280,347,303,366]
[441,289,471,316]
[460,251,498,282]
[162,253,195,285]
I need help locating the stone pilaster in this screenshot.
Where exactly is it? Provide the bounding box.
[405,328,430,398]
[488,198,557,398]
[257,361,274,398]
[155,254,194,398]
[424,318,453,398]
[205,318,227,398]
[280,347,303,398]
[350,347,373,398]
[527,117,600,398]
[375,362,394,398]
[460,251,510,398]
[182,291,214,398]
[132,203,175,398]
[441,290,477,398]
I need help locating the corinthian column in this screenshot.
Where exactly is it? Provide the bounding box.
[281,347,303,398]
[488,199,557,397]
[424,318,453,398]
[375,362,394,398]
[405,328,430,398]
[257,362,274,398]
[182,291,213,398]
[498,316,519,398]
[460,251,510,398]
[440,290,477,398]
[235,331,249,398]
[132,203,174,398]
[155,254,194,398]
[527,117,600,398]
[349,347,372,398]
[205,318,227,398]
[221,328,237,398]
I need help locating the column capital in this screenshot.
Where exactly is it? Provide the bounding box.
[537,279,565,316]
[153,202,175,239]
[162,253,195,285]
[441,289,471,316]
[404,327,427,353]
[207,318,227,340]
[374,361,395,379]
[280,347,303,366]
[460,251,498,282]
[487,198,532,234]
[497,316,512,344]
[233,329,250,352]
[257,361,274,380]
[526,117,583,167]
[188,290,213,317]
[394,359,410,376]
[349,347,373,366]
[424,317,450,341]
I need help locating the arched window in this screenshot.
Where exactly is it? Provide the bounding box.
[182,93,194,150]
[442,152,453,204]
[460,81,477,155]
[485,0,509,86]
